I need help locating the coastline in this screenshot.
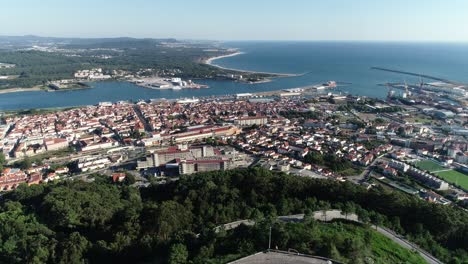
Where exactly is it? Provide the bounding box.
[0,49,298,96]
[204,51,300,77]
[0,87,43,94]
[0,50,295,95]
[0,85,92,94]
[204,51,245,65]
[0,82,337,111]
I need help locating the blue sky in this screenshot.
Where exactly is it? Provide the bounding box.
[1,0,467,41]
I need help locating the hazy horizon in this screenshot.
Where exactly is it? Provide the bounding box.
[2,35,468,44]
[1,0,468,42]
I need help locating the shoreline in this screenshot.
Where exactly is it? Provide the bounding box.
[0,87,43,94]
[204,51,300,77]
[204,51,245,65]
[0,85,92,94]
[0,50,299,96]
[0,82,336,111]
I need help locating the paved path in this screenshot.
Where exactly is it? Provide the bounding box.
[375,226,444,264]
[432,169,452,173]
[217,210,444,264]
[228,250,337,264]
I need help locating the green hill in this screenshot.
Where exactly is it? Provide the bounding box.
[202,220,426,264]
[0,168,466,263]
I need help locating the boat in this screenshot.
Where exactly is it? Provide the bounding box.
[313,81,337,90]
[177,98,200,104]
[326,81,337,88]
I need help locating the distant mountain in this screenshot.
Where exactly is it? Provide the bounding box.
[0,35,178,49]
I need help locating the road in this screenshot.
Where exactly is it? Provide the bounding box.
[291,168,328,179]
[376,226,443,264]
[216,210,443,264]
[345,154,387,184]
[132,105,153,132]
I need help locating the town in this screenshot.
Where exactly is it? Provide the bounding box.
[0,92,467,208]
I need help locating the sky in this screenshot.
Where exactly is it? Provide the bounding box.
[1,0,467,42]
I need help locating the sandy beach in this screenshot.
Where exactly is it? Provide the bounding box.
[0,87,43,94]
[204,51,299,77]
[204,51,245,65]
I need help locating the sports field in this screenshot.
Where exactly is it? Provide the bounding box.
[435,170,468,190]
[415,160,445,172]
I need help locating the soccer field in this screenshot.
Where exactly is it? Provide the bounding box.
[435,170,468,190]
[415,160,445,172]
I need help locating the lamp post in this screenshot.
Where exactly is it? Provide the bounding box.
[268,226,272,250]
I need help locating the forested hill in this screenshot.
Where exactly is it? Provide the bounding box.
[0,168,466,263]
[0,36,232,89]
[0,35,177,49]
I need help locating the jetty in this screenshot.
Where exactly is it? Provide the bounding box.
[371,67,464,86]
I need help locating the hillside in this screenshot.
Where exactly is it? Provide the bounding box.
[0,168,466,263]
[0,36,244,89]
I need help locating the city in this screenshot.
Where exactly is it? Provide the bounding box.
[1,1,468,263]
[1,91,467,204]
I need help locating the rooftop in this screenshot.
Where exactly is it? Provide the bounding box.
[229,250,339,264]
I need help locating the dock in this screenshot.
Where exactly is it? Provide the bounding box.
[371,67,464,86]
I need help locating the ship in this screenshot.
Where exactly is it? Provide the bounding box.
[177,98,200,104]
[313,81,337,90]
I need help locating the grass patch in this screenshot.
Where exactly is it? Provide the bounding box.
[415,160,445,172]
[339,167,363,176]
[435,170,468,190]
[318,222,426,264]
[406,116,433,124]
[208,220,426,264]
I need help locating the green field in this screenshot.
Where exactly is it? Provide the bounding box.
[415,160,445,172]
[436,170,468,190]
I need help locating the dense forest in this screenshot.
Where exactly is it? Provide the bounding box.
[0,38,258,89]
[193,219,428,264]
[0,168,466,263]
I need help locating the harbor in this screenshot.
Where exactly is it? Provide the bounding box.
[373,67,468,106]
[130,77,209,90]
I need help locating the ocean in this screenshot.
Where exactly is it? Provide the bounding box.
[1,41,468,110]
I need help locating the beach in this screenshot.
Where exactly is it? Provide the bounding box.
[204,51,299,77]
[0,87,43,94]
[204,51,245,65]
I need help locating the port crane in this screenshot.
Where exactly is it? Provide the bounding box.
[385,82,395,101]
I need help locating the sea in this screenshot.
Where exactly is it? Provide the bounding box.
[1,41,468,110]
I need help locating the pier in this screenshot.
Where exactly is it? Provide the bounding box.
[371,67,464,86]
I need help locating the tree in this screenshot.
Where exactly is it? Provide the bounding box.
[41,182,123,229]
[369,212,384,230]
[124,173,136,185]
[154,201,191,241]
[327,242,341,260]
[390,216,404,235]
[357,209,370,225]
[0,153,5,171]
[58,232,90,264]
[0,201,55,264]
[341,202,356,220]
[0,167,465,263]
[322,209,328,222]
[374,118,385,124]
[168,243,188,264]
[15,157,32,170]
[304,152,324,165]
[397,127,405,136]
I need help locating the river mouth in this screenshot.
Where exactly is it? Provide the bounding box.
[1,42,468,110]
